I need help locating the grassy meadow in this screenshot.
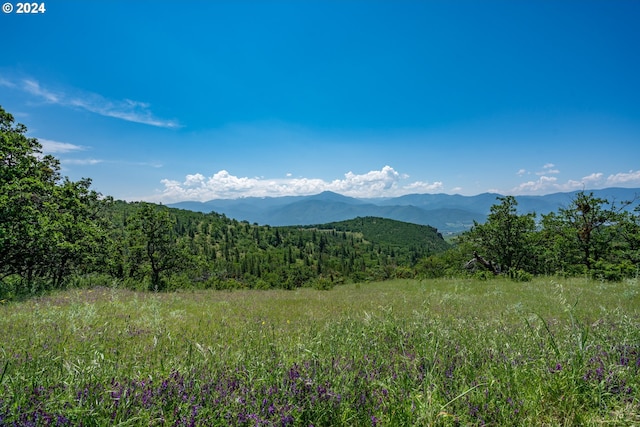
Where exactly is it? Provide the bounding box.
[1,277,639,426]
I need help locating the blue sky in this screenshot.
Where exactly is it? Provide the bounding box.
[2,1,639,202]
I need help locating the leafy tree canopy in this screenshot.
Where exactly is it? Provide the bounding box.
[1,106,109,294]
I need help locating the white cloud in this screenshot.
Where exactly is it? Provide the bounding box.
[557,173,605,192]
[508,171,630,195]
[405,181,444,192]
[23,79,61,103]
[511,176,559,193]
[151,166,444,203]
[0,77,16,88]
[7,76,180,129]
[606,170,640,186]
[535,169,560,176]
[38,138,85,153]
[184,173,206,187]
[37,138,106,167]
[535,163,560,176]
[581,172,604,184]
[518,164,561,178]
[328,165,407,194]
[63,158,103,165]
[138,161,164,168]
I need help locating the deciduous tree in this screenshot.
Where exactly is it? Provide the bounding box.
[541,191,617,273]
[126,203,188,290]
[1,106,107,294]
[460,196,537,274]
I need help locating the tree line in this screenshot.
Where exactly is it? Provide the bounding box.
[2,105,639,298]
[420,193,640,281]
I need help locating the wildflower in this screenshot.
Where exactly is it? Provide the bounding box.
[550,363,562,373]
[445,366,454,378]
[281,414,294,425]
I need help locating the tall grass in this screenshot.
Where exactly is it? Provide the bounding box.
[1,277,639,425]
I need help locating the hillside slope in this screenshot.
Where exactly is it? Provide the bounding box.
[308,216,450,253]
[104,202,451,288]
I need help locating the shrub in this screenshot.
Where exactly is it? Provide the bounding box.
[473,270,494,280]
[591,260,637,281]
[510,269,533,282]
[394,266,414,279]
[312,276,335,290]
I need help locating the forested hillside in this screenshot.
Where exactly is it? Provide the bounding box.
[98,201,450,292]
[311,217,449,253]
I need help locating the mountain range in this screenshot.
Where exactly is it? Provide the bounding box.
[168,187,640,234]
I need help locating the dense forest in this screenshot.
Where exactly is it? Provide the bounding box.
[2,105,640,299]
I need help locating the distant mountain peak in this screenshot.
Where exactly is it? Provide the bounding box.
[308,191,362,203]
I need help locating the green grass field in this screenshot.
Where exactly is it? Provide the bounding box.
[1,277,639,426]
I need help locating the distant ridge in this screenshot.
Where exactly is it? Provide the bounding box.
[168,188,640,234]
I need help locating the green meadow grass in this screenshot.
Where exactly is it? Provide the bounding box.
[1,277,639,426]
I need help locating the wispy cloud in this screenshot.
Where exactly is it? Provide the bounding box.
[38,138,86,154]
[8,76,180,129]
[0,77,16,88]
[23,79,61,103]
[37,138,162,168]
[63,158,103,165]
[517,163,561,179]
[536,163,560,176]
[152,166,444,203]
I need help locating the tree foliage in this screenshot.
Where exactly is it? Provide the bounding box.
[459,196,537,274]
[125,203,191,291]
[453,192,640,280]
[1,106,110,295]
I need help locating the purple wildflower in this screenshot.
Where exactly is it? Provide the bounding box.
[550,363,562,373]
